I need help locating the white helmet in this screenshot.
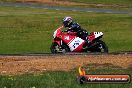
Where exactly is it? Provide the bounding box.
[63,16,73,27]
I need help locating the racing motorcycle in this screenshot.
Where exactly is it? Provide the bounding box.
[50,26,108,53]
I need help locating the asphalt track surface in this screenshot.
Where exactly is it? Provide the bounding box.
[0,2,132,14]
[0,51,132,56]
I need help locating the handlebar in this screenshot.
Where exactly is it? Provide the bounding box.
[58,26,64,30]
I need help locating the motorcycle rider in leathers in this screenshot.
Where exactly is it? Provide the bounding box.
[62,16,91,45]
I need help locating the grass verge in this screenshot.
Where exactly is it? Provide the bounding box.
[0,68,131,88]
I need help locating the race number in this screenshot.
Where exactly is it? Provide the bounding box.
[68,37,84,51]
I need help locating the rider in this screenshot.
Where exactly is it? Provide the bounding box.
[62,16,91,44]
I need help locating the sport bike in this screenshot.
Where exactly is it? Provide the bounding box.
[50,26,108,53]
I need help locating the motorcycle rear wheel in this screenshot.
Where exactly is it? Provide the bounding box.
[96,40,108,53]
[88,40,108,53]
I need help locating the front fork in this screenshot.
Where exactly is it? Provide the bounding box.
[53,40,64,52]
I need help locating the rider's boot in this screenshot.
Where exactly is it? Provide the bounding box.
[86,37,91,44]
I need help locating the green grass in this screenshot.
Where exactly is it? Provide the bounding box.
[0,6,132,54]
[0,68,131,88]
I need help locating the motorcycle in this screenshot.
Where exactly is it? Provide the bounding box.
[50,26,108,53]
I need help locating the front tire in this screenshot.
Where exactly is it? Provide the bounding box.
[61,45,70,53]
[50,42,59,54]
[50,42,70,54]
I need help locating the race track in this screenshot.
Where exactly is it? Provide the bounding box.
[0,2,132,14]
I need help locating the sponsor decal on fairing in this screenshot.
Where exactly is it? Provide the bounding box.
[68,37,84,51]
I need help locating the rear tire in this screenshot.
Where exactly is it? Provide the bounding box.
[96,40,108,53]
[88,40,108,53]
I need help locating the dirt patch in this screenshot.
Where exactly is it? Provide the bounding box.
[0,54,132,75]
[16,0,88,6]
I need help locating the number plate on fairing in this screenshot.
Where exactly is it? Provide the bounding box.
[68,37,84,51]
[94,32,103,38]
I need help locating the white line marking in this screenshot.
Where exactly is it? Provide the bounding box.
[86,11,93,12]
[72,10,77,11]
[55,9,60,10]
[106,11,112,13]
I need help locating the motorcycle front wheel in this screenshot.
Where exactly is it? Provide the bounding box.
[50,42,59,54]
[50,42,70,54]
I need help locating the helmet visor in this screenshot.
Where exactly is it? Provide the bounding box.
[63,21,69,27]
